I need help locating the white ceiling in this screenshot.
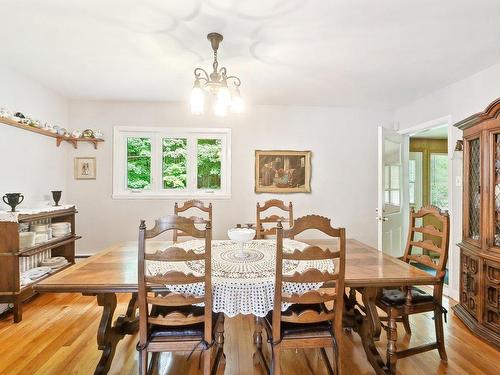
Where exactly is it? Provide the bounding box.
[1,0,500,109]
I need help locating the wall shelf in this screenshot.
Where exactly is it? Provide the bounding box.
[0,117,104,149]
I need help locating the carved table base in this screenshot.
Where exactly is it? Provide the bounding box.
[84,293,139,375]
[346,287,394,375]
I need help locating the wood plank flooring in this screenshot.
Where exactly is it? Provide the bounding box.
[0,293,499,375]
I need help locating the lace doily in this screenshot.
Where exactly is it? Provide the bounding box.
[147,239,335,318]
[0,204,76,222]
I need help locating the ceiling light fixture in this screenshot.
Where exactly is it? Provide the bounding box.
[190,33,243,117]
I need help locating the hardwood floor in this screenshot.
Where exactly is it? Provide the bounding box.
[0,293,498,375]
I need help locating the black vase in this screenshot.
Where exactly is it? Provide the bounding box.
[2,193,24,212]
[51,191,62,206]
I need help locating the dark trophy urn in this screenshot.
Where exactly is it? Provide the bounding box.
[51,191,62,206]
[2,193,24,212]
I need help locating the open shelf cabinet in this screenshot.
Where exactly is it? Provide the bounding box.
[0,206,80,322]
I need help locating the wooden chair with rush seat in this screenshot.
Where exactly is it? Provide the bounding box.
[256,199,294,239]
[173,199,212,242]
[257,215,346,375]
[377,205,450,374]
[137,215,224,375]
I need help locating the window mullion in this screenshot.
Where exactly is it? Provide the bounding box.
[153,134,161,192]
[188,135,197,193]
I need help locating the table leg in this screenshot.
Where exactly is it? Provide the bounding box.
[253,316,270,374]
[357,287,390,375]
[87,293,139,375]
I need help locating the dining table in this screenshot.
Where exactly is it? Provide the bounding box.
[35,238,438,375]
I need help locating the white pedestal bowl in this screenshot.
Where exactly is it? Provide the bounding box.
[227,228,256,259]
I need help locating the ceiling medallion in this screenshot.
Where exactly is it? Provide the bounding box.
[190,32,243,117]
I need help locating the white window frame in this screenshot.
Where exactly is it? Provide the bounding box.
[113,126,231,199]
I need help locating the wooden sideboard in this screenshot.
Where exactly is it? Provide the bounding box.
[0,206,80,322]
[454,98,500,348]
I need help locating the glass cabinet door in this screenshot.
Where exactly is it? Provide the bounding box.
[494,133,500,247]
[466,137,481,243]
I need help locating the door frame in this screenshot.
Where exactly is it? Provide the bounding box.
[397,115,458,300]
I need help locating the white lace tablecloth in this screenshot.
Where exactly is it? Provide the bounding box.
[147,239,335,318]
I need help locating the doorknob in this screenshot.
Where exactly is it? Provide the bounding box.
[376,216,388,222]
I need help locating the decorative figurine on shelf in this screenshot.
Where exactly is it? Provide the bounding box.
[82,129,95,138]
[51,191,62,206]
[71,129,82,138]
[2,193,24,212]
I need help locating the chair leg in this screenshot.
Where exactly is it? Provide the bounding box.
[434,308,447,362]
[138,349,148,375]
[271,344,282,375]
[148,352,159,374]
[402,314,412,335]
[319,348,334,375]
[386,314,398,375]
[203,347,212,375]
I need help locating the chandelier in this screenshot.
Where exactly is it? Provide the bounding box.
[190,32,243,117]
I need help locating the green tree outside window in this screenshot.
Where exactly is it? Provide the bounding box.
[127,137,151,189]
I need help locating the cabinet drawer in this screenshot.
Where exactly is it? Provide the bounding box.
[484,259,500,333]
[460,250,480,318]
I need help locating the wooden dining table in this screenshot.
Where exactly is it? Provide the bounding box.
[35,238,438,375]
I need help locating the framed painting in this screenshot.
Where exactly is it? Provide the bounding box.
[74,157,96,180]
[255,150,311,193]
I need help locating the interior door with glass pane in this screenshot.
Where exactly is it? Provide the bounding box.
[377,126,408,256]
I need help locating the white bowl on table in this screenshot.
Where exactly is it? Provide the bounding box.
[227,227,256,259]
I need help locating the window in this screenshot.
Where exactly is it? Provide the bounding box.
[384,164,401,212]
[408,159,416,205]
[430,153,448,209]
[113,127,231,199]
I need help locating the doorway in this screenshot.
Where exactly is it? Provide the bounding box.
[408,124,449,285]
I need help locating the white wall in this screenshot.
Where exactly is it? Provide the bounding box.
[67,101,391,254]
[394,61,500,301]
[0,66,69,208]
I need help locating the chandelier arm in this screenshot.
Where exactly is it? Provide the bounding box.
[226,76,241,87]
[194,67,210,81]
[219,67,227,78]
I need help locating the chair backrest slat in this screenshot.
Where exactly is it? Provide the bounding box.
[145,247,205,262]
[282,269,338,283]
[283,246,340,260]
[282,290,337,304]
[256,199,293,239]
[148,293,205,306]
[145,272,205,284]
[138,214,213,345]
[173,200,212,242]
[272,215,346,346]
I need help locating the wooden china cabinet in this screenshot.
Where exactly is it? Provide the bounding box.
[454,98,500,348]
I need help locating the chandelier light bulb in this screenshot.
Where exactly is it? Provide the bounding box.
[190,81,204,115]
[217,84,231,108]
[214,100,228,117]
[230,87,244,113]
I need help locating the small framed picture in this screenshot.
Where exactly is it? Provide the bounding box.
[74,157,96,180]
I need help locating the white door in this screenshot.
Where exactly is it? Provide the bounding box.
[377,126,409,256]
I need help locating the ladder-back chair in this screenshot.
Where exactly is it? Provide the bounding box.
[377,205,450,373]
[173,200,212,242]
[137,215,224,375]
[256,199,293,239]
[258,215,346,375]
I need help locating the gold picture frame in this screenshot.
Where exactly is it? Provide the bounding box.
[255,150,311,193]
[74,157,96,180]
